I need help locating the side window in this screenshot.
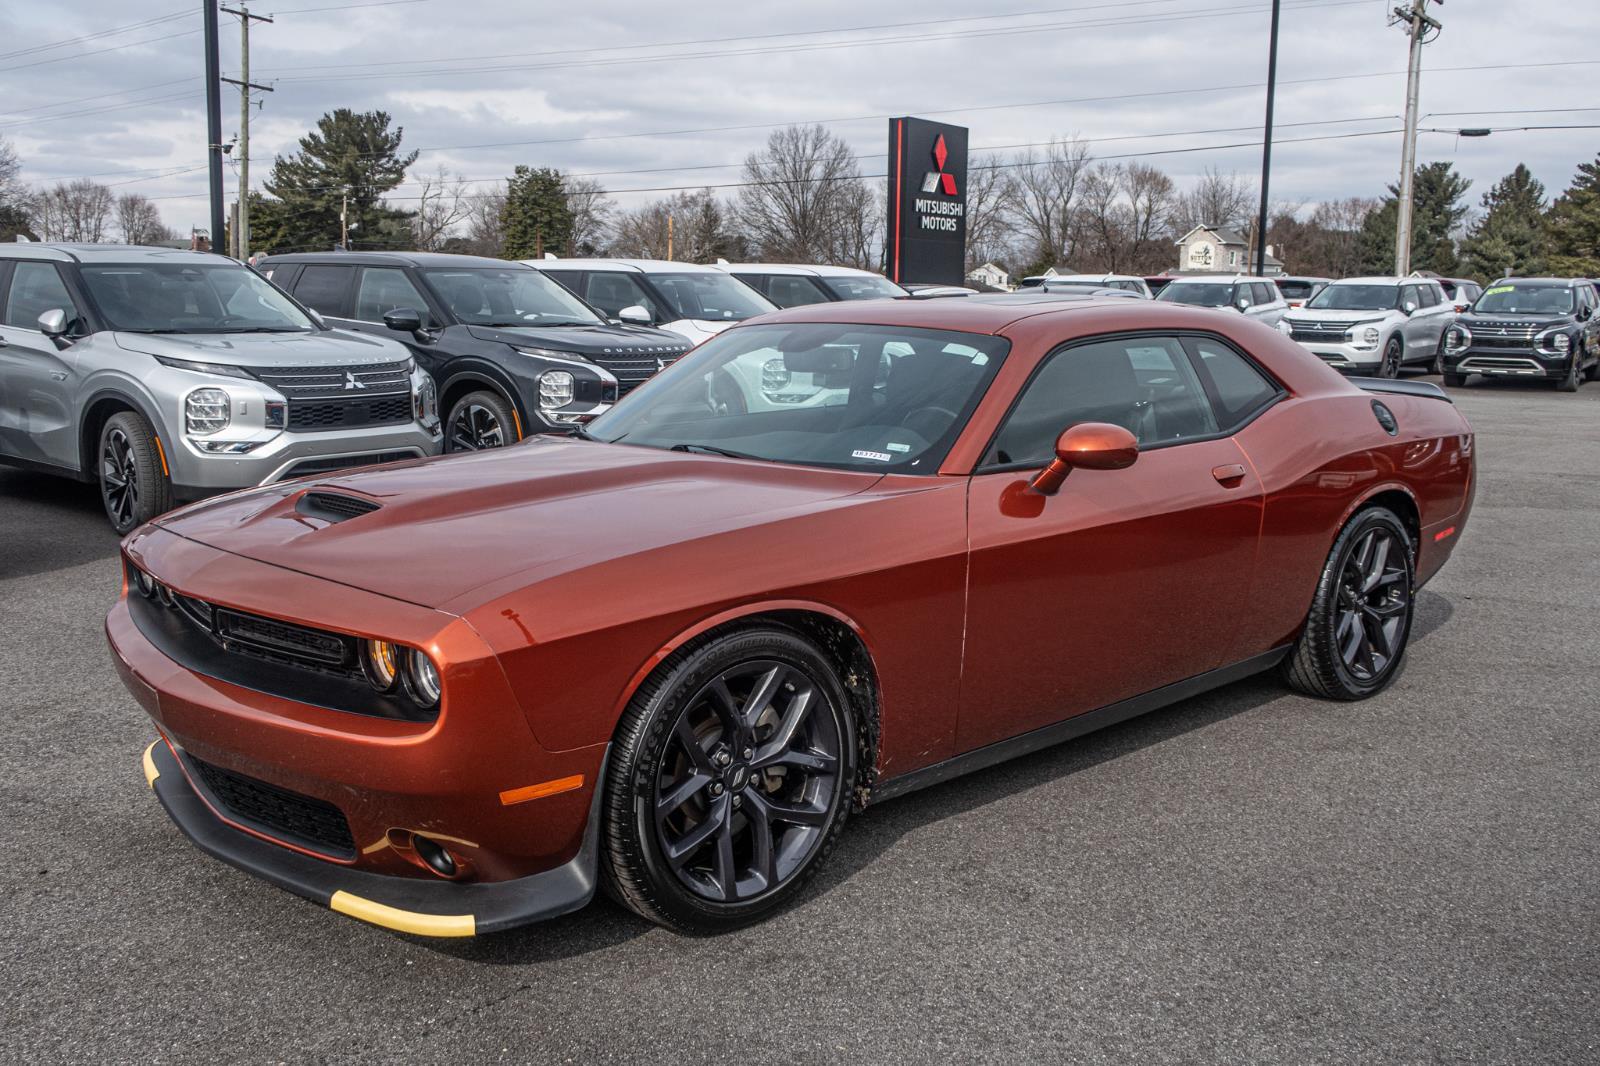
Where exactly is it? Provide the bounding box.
[1252,282,1276,305]
[542,269,583,294]
[764,275,829,308]
[1233,284,1254,308]
[1400,284,1422,310]
[583,272,658,320]
[987,335,1218,467]
[292,265,355,317]
[3,262,81,331]
[1186,336,1282,430]
[355,268,429,324]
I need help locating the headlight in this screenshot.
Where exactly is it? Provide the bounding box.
[1274,319,1293,335]
[761,357,792,391]
[185,388,231,435]
[133,566,157,598]
[1538,330,1571,354]
[361,640,401,691]
[538,370,575,409]
[414,372,438,424]
[1349,326,1380,348]
[155,355,254,378]
[403,648,442,707]
[1445,326,1471,353]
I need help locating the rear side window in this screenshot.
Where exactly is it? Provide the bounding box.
[1186,336,1282,430]
[293,265,355,317]
[1233,285,1254,308]
[583,271,659,320]
[763,275,830,308]
[355,268,429,324]
[1252,282,1277,305]
[3,262,80,330]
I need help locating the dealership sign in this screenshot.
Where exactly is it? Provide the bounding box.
[887,117,968,287]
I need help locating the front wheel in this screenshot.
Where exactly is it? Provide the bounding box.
[1430,336,1447,376]
[1557,357,1582,393]
[1442,371,1468,388]
[1283,506,1415,700]
[601,626,857,933]
[98,411,172,535]
[445,389,518,452]
[1376,337,1403,378]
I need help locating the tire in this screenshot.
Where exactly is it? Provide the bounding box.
[445,389,519,452]
[1282,506,1415,701]
[98,410,172,535]
[1430,335,1447,376]
[1557,357,1581,393]
[1376,337,1403,379]
[1442,371,1467,388]
[601,625,858,934]
[1584,359,1600,383]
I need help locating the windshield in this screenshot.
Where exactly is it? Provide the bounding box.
[1276,280,1320,299]
[820,274,907,301]
[80,262,313,333]
[1472,283,1573,315]
[1157,283,1233,306]
[423,267,601,326]
[650,272,774,322]
[1307,284,1399,311]
[585,322,1009,474]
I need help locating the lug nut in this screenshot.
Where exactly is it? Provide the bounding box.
[715,750,732,766]
[742,748,753,759]
[732,795,742,808]
[710,782,724,796]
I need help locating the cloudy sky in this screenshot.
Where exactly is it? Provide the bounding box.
[3,0,1597,236]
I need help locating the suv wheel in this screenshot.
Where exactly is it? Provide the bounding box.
[1377,337,1403,378]
[99,411,172,535]
[1442,370,1468,388]
[1557,356,1582,393]
[445,390,518,452]
[1430,335,1447,376]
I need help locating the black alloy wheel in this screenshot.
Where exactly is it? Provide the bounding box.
[602,626,857,933]
[1378,337,1403,379]
[98,411,172,535]
[1557,355,1582,393]
[1284,506,1415,700]
[445,390,517,452]
[1430,335,1447,376]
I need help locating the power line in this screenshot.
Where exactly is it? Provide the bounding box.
[0,90,200,132]
[0,27,201,74]
[0,8,190,62]
[267,0,431,12]
[0,77,194,120]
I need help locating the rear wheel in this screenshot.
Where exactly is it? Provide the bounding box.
[445,389,518,452]
[601,626,857,933]
[98,411,172,535]
[1283,506,1415,700]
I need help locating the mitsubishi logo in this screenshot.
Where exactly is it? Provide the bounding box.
[343,371,366,390]
[920,133,958,196]
[655,357,666,372]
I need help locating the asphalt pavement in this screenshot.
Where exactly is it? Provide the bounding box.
[2,376,1596,1064]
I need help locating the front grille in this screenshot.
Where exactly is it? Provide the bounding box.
[248,360,412,399]
[188,754,355,856]
[216,608,349,668]
[287,394,412,431]
[276,450,418,481]
[1469,322,1540,340]
[1471,334,1537,350]
[591,352,683,396]
[1291,328,1349,343]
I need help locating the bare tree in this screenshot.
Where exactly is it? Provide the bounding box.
[611,189,742,263]
[830,179,879,270]
[1075,163,1129,272]
[1305,196,1378,278]
[1121,163,1177,273]
[114,193,172,245]
[1174,166,1256,235]
[565,176,615,255]
[1001,135,1092,270]
[735,124,866,263]
[412,166,471,251]
[963,153,1011,271]
[462,188,506,257]
[32,178,115,242]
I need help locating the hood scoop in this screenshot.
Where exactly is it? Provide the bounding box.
[296,490,382,524]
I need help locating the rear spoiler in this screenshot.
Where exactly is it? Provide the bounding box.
[1353,378,1453,404]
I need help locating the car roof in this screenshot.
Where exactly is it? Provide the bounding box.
[1275,275,1331,283]
[749,293,1217,335]
[1051,273,1143,282]
[258,251,531,269]
[521,257,724,274]
[1332,276,1408,285]
[719,262,884,278]
[1165,274,1273,284]
[0,243,226,265]
[1486,277,1579,287]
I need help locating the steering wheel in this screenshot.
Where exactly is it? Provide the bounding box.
[900,405,958,440]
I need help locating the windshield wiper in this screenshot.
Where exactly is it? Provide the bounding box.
[669,443,763,461]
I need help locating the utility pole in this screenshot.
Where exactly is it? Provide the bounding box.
[221,4,272,262]
[202,0,225,253]
[1252,0,1281,279]
[667,213,674,261]
[340,187,350,250]
[1392,0,1442,276]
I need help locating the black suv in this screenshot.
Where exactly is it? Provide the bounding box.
[1441,277,1600,392]
[258,253,692,449]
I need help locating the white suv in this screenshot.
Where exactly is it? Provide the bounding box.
[714,263,907,306]
[523,258,775,346]
[1040,273,1153,298]
[1154,275,1289,326]
[1278,276,1455,377]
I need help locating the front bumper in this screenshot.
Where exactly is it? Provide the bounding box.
[1445,349,1569,380]
[1292,340,1384,372]
[142,738,603,936]
[168,420,442,497]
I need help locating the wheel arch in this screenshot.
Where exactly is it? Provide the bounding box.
[437,365,529,441]
[1341,483,1421,560]
[79,387,172,486]
[611,601,884,804]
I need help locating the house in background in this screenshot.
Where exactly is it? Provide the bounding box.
[967,261,1011,290]
[1174,225,1283,276]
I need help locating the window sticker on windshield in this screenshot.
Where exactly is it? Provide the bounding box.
[851,449,893,462]
[1485,286,1515,296]
[885,442,911,453]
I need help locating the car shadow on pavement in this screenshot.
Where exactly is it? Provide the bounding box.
[0,469,120,581]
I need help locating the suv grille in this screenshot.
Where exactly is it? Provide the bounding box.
[188,754,355,856]
[1290,326,1349,343]
[286,393,412,430]
[249,360,412,398]
[591,351,683,395]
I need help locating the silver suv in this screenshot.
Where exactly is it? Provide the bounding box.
[1154,275,1289,326]
[1277,276,1455,377]
[0,244,441,532]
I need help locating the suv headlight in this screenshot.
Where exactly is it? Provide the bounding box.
[1536,329,1570,354]
[185,388,231,435]
[413,372,438,425]
[1274,319,1293,335]
[1445,325,1471,353]
[1348,325,1381,349]
[538,371,575,409]
[761,357,792,392]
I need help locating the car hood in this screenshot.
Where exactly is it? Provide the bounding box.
[1282,309,1394,325]
[113,328,405,366]
[465,322,691,357]
[152,438,883,610]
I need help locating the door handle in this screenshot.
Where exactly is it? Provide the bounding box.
[1211,463,1247,485]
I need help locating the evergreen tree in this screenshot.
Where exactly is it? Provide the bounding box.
[499,167,573,260]
[252,109,417,252]
[1356,161,1471,275]
[1460,164,1547,282]
[1545,150,1600,277]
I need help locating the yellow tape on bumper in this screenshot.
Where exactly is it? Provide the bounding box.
[329,891,476,938]
[142,742,160,788]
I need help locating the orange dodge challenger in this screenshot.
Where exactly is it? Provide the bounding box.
[109,296,1474,936]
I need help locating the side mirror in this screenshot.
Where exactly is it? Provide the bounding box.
[37,308,69,337]
[382,307,425,334]
[617,305,653,325]
[1576,306,1592,321]
[1401,301,1417,316]
[1235,298,1250,312]
[1028,422,1139,496]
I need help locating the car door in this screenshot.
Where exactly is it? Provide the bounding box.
[1251,282,1285,325]
[582,271,661,324]
[0,260,88,469]
[288,263,357,321]
[1232,282,1255,319]
[338,265,447,377]
[958,331,1268,751]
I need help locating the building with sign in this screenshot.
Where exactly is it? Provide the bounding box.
[967,262,1012,290]
[886,117,969,287]
[1174,225,1283,276]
